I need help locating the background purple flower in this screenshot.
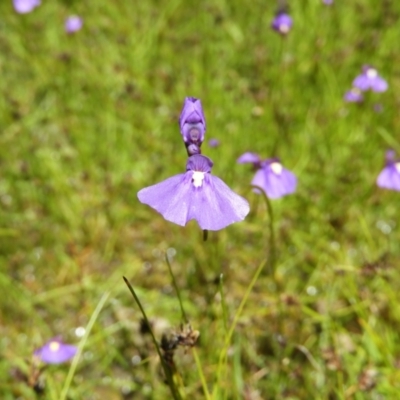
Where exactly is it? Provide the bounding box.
[253,160,297,199]
[237,152,261,165]
[137,154,249,231]
[65,16,83,34]
[271,13,293,35]
[34,338,77,364]
[208,138,220,148]
[344,88,363,103]
[13,0,40,14]
[179,97,206,149]
[238,153,297,199]
[353,66,388,92]
[377,150,400,191]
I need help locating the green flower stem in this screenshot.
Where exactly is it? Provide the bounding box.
[123,277,182,400]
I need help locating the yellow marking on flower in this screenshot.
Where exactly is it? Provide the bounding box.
[351,87,362,95]
[192,171,205,188]
[49,341,60,352]
[395,162,400,173]
[270,162,283,175]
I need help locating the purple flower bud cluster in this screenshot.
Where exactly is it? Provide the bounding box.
[179,97,206,156]
[344,65,388,103]
[138,98,250,231]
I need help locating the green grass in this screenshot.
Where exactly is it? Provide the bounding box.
[2,0,400,398]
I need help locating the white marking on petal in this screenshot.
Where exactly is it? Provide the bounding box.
[395,162,400,173]
[270,162,283,175]
[366,68,377,78]
[49,341,60,352]
[192,171,205,187]
[279,24,289,33]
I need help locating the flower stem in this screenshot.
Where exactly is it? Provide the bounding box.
[252,186,276,275]
[60,292,110,400]
[165,254,188,324]
[123,277,182,400]
[165,254,211,399]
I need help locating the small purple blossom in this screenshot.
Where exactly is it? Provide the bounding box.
[344,88,363,103]
[237,152,261,164]
[353,66,388,93]
[323,0,333,5]
[271,13,293,35]
[238,153,297,199]
[65,15,83,34]
[13,0,40,14]
[208,138,220,148]
[377,150,400,191]
[138,154,249,230]
[34,338,77,364]
[179,97,206,155]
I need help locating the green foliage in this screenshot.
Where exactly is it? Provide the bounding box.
[2,0,400,398]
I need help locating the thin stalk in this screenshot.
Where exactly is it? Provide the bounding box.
[165,254,211,400]
[192,347,212,400]
[218,274,228,334]
[253,185,276,274]
[123,277,182,400]
[165,254,188,324]
[213,259,266,398]
[60,291,110,400]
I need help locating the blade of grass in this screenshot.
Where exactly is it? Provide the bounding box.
[60,291,110,400]
[165,254,188,324]
[165,254,211,400]
[123,276,182,400]
[213,259,266,398]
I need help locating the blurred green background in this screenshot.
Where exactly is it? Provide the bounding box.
[2,0,400,399]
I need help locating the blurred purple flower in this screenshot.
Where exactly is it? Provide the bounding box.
[34,338,77,364]
[344,88,363,103]
[237,152,261,164]
[208,138,220,148]
[238,153,297,199]
[353,66,388,92]
[323,0,333,4]
[138,154,249,230]
[179,97,206,155]
[13,0,40,13]
[65,15,83,34]
[377,150,400,191]
[271,13,293,35]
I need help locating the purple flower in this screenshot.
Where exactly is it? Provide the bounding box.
[377,150,400,191]
[238,153,297,199]
[344,88,363,103]
[237,152,261,164]
[13,0,40,13]
[271,13,293,35]
[208,138,220,148]
[353,66,388,92]
[323,0,333,4]
[34,338,77,364]
[65,15,83,34]
[179,97,206,155]
[138,154,249,230]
